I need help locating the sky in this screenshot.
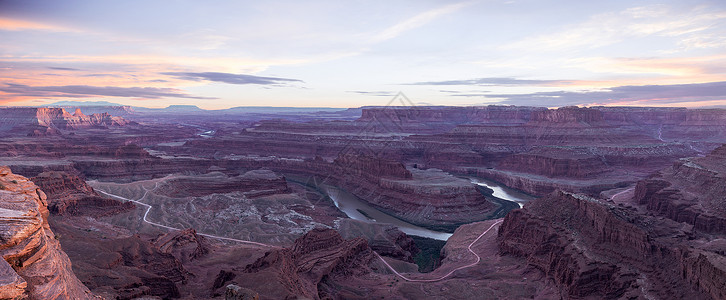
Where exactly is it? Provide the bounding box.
[1,0,726,109]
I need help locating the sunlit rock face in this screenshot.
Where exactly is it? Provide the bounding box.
[0,166,95,299]
[0,107,129,136]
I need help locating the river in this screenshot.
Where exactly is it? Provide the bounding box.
[469,177,535,208]
[291,176,533,241]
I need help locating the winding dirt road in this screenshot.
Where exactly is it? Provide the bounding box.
[94,180,504,282]
[95,184,278,249]
[376,219,503,282]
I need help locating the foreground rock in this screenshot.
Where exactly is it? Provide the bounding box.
[0,166,95,299]
[499,190,725,299]
[236,228,374,299]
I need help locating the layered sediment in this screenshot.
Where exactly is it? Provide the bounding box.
[0,166,94,299]
[238,228,374,299]
[634,144,726,234]
[498,190,724,299]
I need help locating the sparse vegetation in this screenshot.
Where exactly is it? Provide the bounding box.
[411,236,446,273]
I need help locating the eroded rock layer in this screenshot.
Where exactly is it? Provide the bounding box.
[0,107,129,136]
[498,190,725,299]
[634,144,726,234]
[0,166,94,299]
[31,171,134,216]
[238,228,374,300]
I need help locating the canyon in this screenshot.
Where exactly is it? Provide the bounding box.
[0,105,724,299]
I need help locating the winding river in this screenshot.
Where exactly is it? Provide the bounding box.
[292,176,533,241]
[469,177,536,208]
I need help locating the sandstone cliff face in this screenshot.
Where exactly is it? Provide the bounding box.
[331,154,495,231]
[336,219,418,262]
[154,228,210,262]
[0,166,95,299]
[529,106,604,124]
[0,107,128,135]
[498,190,724,299]
[498,150,609,178]
[358,105,543,126]
[239,228,374,300]
[31,171,134,216]
[634,144,726,234]
[154,170,290,198]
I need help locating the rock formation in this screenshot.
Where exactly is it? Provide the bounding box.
[154,228,210,262]
[498,189,724,299]
[154,169,290,198]
[633,144,726,234]
[31,171,134,216]
[0,107,129,135]
[238,228,374,299]
[336,219,418,262]
[0,166,95,299]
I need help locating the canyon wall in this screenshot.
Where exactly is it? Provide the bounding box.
[0,107,129,134]
[634,144,726,234]
[237,228,374,299]
[498,190,725,299]
[0,166,94,299]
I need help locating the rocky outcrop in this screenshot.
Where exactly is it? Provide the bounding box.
[498,149,609,178]
[331,156,496,231]
[154,228,210,262]
[0,166,95,299]
[225,284,259,300]
[31,171,134,216]
[56,231,190,299]
[333,153,412,179]
[0,107,129,134]
[239,228,374,300]
[498,190,722,299]
[358,105,543,128]
[529,106,604,124]
[633,144,726,234]
[154,170,290,198]
[336,219,418,262]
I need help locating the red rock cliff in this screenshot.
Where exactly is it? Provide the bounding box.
[0,166,95,299]
[239,228,374,299]
[498,190,722,299]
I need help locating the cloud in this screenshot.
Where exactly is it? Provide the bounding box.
[0,83,214,100]
[0,17,78,32]
[503,5,726,52]
[406,77,574,86]
[438,90,491,97]
[48,67,81,71]
[486,81,726,106]
[370,1,475,43]
[347,91,397,97]
[161,72,302,85]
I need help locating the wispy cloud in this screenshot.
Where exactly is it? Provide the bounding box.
[161,72,302,85]
[48,67,81,71]
[405,77,575,86]
[487,81,726,106]
[370,1,475,43]
[0,83,214,101]
[0,17,79,32]
[346,90,397,97]
[503,5,726,52]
